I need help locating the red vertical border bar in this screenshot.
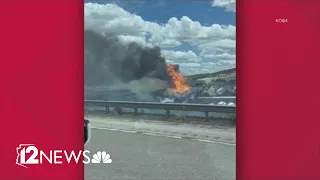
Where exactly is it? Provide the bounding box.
[0,1,84,179]
[238,1,320,180]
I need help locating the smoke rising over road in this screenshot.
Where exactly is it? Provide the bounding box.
[85,30,171,93]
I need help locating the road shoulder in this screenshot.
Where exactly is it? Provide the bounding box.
[85,111,236,145]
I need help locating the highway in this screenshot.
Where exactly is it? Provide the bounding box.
[84,113,235,180]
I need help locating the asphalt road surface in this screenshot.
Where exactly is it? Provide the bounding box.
[85,114,235,180]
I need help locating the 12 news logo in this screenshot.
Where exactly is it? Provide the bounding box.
[16,144,112,168]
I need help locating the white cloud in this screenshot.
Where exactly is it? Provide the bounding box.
[202,53,236,61]
[212,0,236,12]
[161,50,201,63]
[85,2,235,75]
[117,35,153,47]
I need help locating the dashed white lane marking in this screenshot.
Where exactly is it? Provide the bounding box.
[166,135,183,139]
[91,126,235,146]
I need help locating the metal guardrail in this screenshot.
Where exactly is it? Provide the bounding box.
[84,100,236,120]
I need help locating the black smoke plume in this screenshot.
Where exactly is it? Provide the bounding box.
[85,30,171,91]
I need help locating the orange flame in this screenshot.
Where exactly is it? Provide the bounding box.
[167,64,191,94]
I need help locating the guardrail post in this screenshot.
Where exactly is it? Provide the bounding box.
[105,106,110,113]
[134,108,138,116]
[166,109,170,118]
[114,106,122,115]
[204,112,209,121]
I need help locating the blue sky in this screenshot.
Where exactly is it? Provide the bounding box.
[86,0,235,27]
[85,0,236,75]
[108,0,234,25]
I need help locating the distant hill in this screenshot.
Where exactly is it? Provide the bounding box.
[187,68,236,80]
[85,67,237,102]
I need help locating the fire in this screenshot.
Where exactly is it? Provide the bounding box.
[167,64,191,94]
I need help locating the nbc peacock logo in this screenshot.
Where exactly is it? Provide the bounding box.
[91,151,112,164]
